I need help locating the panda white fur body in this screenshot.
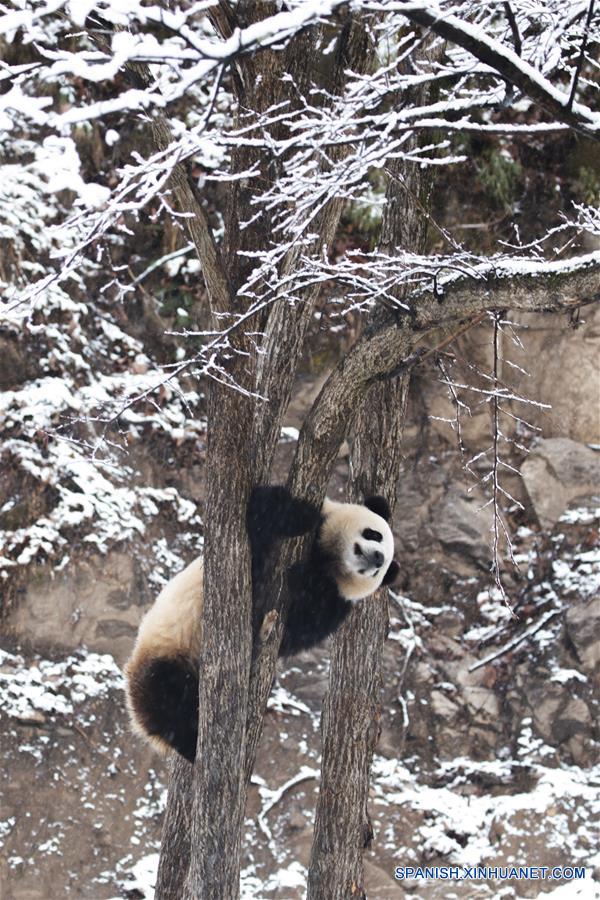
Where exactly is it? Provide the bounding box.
[125,487,398,762]
[125,557,204,757]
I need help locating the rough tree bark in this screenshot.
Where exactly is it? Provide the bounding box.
[155,7,372,898]
[306,45,442,896]
[305,375,411,900]
[144,7,600,898]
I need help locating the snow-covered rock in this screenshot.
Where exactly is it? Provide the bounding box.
[521,439,600,528]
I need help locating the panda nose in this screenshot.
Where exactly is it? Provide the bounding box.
[372,551,384,568]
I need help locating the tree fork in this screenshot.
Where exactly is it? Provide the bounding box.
[307,46,443,894]
[156,7,373,897]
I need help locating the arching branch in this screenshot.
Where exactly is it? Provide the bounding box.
[114,52,233,318]
[403,252,600,330]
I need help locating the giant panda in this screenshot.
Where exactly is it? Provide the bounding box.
[125,486,399,762]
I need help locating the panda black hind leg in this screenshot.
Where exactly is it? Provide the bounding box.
[126,655,199,763]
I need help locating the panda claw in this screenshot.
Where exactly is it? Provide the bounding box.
[259,609,278,642]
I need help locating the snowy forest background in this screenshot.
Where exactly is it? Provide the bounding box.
[0,2,599,898]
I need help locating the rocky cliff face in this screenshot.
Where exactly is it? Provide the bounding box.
[1,354,598,898]
[1,26,598,895]
[1,493,598,899]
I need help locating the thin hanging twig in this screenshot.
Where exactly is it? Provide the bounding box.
[503,3,522,56]
[490,313,517,614]
[568,0,596,111]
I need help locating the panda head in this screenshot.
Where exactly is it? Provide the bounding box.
[319,495,399,601]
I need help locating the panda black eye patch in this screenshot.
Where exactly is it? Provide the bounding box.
[362,528,382,542]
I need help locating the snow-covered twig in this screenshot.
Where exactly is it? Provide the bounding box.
[256,768,318,840]
[468,608,563,672]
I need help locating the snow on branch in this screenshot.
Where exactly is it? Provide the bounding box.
[0,0,350,124]
[2,0,598,469]
[2,0,598,142]
[386,1,600,140]
[405,251,600,329]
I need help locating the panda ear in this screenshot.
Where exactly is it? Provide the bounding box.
[364,495,391,521]
[381,560,400,586]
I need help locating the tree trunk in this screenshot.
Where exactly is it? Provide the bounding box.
[155,8,372,897]
[155,758,192,899]
[306,372,411,900]
[307,44,442,897]
[184,377,255,899]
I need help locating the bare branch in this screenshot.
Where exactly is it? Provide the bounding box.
[503,3,522,57]
[490,312,513,612]
[408,253,600,330]
[123,58,233,317]
[468,608,562,673]
[568,0,596,111]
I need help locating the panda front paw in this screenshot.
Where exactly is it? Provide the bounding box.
[381,559,400,586]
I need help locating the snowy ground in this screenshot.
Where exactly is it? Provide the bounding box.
[1,628,598,899]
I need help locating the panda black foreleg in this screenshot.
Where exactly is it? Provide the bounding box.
[279,562,352,657]
[382,559,400,585]
[248,486,320,544]
[128,656,199,763]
